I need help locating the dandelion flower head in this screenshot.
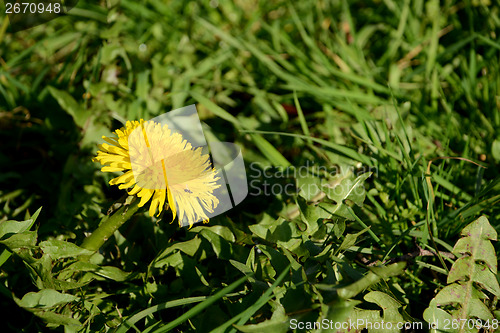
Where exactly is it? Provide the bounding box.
[94,119,220,227]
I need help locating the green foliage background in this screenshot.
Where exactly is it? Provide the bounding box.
[0,0,499,332]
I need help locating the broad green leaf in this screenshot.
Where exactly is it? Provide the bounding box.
[336,262,406,299]
[16,251,55,289]
[331,297,403,333]
[321,172,372,220]
[296,176,322,201]
[258,244,290,276]
[56,260,131,282]
[39,240,94,259]
[31,310,82,327]
[323,172,371,206]
[319,299,359,333]
[234,302,289,333]
[153,251,184,269]
[0,207,41,267]
[153,236,202,265]
[59,261,102,273]
[369,262,407,279]
[0,230,37,249]
[199,229,234,259]
[191,225,235,242]
[332,217,347,238]
[52,278,92,291]
[297,197,331,235]
[246,247,256,272]
[16,289,78,309]
[230,259,254,278]
[93,266,131,282]
[338,308,385,333]
[339,228,370,251]
[48,87,87,128]
[0,219,35,238]
[174,237,203,256]
[248,223,269,240]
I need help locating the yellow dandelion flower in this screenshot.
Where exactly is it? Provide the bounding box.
[94,119,220,227]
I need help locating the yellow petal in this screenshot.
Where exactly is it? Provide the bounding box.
[102,136,119,145]
[137,188,154,207]
[102,166,125,172]
[100,143,128,156]
[109,170,134,185]
[128,185,141,195]
[156,190,166,217]
[149,190,166,217]
[167,188,176,224]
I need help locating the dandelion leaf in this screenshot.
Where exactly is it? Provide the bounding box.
[423,216,498,333]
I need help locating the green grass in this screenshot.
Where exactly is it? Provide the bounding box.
[0,0,499,332]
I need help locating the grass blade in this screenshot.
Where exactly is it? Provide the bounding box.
[151,276,247,333]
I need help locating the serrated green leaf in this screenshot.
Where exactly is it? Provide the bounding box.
[433,284,493,321]
[423,299,454,333]
[448,257,500,296]
[364,291,403,326]
[424,216,498,331]
[453,216,497,273]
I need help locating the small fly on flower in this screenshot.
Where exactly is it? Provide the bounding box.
[184,185,193,194]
